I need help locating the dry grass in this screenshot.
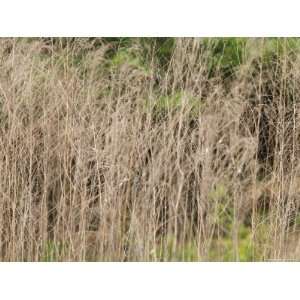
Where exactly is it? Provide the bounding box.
[0,37,299,261]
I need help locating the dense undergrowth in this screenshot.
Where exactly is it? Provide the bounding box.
[0,37,300,261]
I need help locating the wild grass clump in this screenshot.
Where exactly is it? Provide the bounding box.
[0,37,299,261]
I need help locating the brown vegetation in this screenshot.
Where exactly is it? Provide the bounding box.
[0,38,299,261]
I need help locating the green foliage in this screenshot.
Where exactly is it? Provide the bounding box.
[209,182,229,201]
[209,182,233,235]
[152,223,267,262]
[152,92,183,112]
[199,38,300,79]
[295,214,300,227]
[146,91,204,121]
[110,48,150,75]
[102,37,132,48]
[41,241,68,262]
[260,38,300,66]
[202,38,247,78]
[103,38,175,72]
[153,236,198,261]
[140,38,175,68]
[208,182,268,261]
[209,225,258,261]
[111,49,139,68]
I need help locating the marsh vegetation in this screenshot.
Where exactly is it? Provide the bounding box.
[0,38,300,261]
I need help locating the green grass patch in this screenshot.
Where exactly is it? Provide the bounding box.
[152,236,198,261]
[145,91,205,121]
[41,240,68,262]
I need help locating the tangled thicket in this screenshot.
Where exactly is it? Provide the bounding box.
[0,37,300,261]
